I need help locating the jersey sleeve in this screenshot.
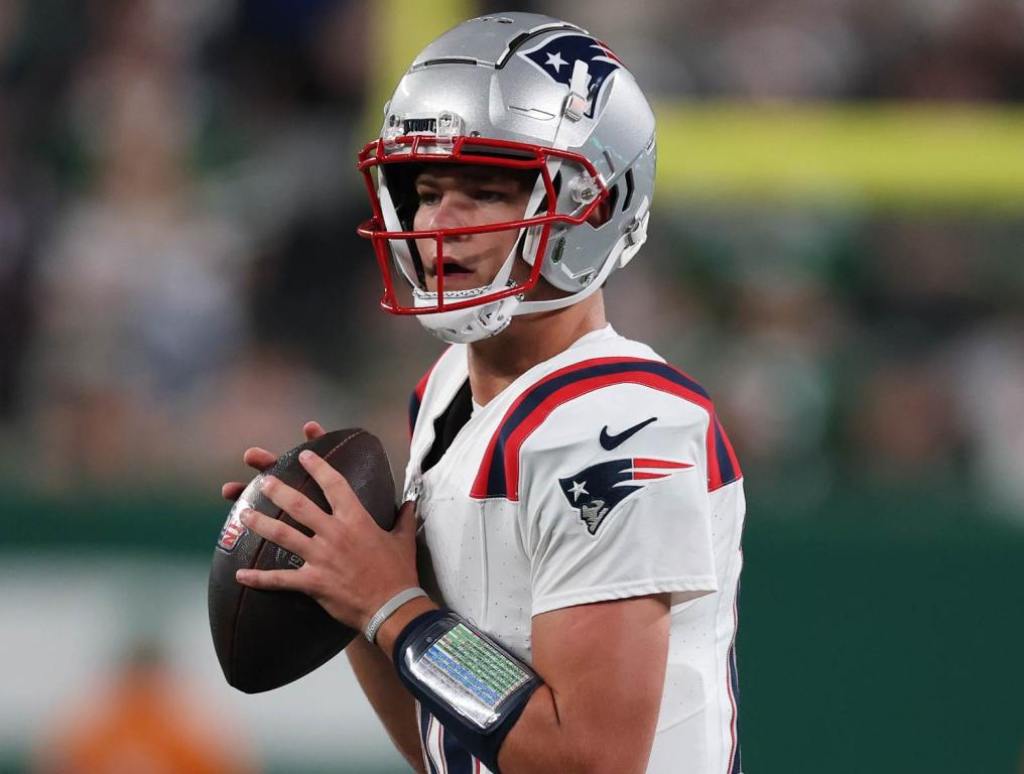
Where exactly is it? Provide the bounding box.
[516,382,719,617]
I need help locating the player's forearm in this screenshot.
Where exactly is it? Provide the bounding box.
[346,636,426,773]
[376,598,660,774]
[495,684,655,774]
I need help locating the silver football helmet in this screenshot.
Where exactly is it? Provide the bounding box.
[357,12,656,343]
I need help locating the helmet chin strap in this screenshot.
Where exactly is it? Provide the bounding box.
[414,206,643,341]
[378,174,419,286]
[520,156,563,271]
[517,195,650,315]
[514,227,627,315]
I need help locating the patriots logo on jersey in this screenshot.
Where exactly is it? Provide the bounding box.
[558,457,692,535]
[519,34,623,119]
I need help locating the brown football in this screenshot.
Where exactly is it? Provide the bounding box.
[208,428,396,693]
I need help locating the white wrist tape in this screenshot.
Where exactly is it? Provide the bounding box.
[364,587,428,644]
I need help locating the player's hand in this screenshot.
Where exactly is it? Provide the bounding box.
[220,421,326,501]
[233,454,419,632]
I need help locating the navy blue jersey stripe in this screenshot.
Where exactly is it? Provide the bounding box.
[485,360,710,498]
[729,645,742,774]
[714,415,737,485]
[441,724,474,774]
[729,578,743,774]
[419,706,440,774]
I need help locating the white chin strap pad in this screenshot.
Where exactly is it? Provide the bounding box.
[415,294,519,343]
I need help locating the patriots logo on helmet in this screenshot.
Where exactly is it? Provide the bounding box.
[558,458,692,535]
[519,34,623,119]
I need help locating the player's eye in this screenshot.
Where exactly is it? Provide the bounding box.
[473,188,506,203]
[416,189,440,206]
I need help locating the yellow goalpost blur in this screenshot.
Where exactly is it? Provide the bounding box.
[655,101,1024,210]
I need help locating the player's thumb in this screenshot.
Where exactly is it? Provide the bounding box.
[394,500,417,537]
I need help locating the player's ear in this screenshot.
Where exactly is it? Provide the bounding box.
[586,198,612,228]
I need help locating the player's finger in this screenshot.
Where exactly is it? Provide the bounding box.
[303,421,326,440]
[239,507,312,558]
[222,481,247,501]
[260,475,333,534]
[297,450,361,517]
[235,566,306,592]
[243,447,278,472]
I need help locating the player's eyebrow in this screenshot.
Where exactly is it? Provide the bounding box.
[414,166,520,187]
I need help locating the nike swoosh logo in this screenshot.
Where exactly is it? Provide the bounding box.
[599,416,658,450]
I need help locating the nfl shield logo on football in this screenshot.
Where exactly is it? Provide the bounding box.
[217,502,247,552]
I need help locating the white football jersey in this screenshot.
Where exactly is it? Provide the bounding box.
[404,326,745,774]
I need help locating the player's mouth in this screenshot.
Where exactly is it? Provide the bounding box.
[437,259,472,276]
[425,258,482,290]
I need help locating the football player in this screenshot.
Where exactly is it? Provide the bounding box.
[225,12,745,774]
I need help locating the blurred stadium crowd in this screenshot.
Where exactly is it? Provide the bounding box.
[0,0,1022,521]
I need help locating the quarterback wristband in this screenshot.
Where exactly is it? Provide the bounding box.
[393,609,541,773]
[365,587,428,644]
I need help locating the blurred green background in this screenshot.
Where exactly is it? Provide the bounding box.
[1,1,1022,772]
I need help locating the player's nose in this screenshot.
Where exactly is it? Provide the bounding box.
[423,192,471,236]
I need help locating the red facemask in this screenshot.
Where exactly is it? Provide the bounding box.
[357,133,608,315]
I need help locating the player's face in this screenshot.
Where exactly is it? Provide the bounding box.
[412,165,535,292]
